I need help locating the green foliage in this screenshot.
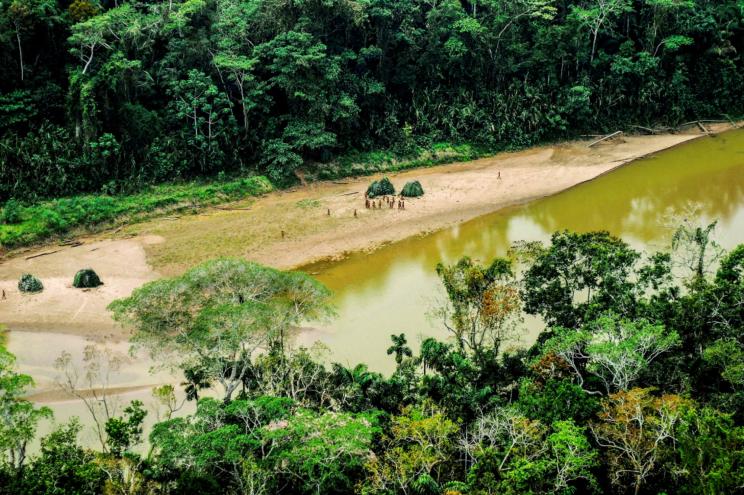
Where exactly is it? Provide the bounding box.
[676,406,744,495]
[517,378,600,424]
[167,70,238,174]
[592,389,687,494]
[521,231,641,327]
[262,409,380,494]
[0,200,21,224]
[366,177,396,198]
[400,180,424,198]
[17,273,43,293]
[704,339,744,389]
[21,420,105,495]
[0,0,742,205]
[387,333,413,365]
[540,314,680,393]
[5,227,744,494]
[104,400,147,457]
[361,404,459,494]
[109,258,334,401]
[0,345,52,471]
[72,268,102,288]
[435,256,521,359]
[466,409,598,494]
[0,175,273,248]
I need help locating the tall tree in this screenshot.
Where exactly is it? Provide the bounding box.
[109,258,334,401]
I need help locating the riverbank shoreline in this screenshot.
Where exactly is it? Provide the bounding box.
[0,123,738,340]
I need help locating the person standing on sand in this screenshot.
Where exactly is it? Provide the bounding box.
[497,171,501,180]
[1,289,5,300]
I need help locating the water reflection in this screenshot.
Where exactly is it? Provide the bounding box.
[303,130,744,372]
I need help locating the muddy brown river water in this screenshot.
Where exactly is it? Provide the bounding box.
[299,129,744,371]
[5,129,744,443]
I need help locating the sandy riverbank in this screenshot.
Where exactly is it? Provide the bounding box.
[0,125,735,339]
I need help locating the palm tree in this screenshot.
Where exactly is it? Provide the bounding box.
[387,333,413,365]
[181,366,211,401]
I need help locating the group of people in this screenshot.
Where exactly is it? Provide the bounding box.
[365,195,405,210]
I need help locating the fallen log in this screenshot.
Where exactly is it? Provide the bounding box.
[696,121,709,134]
[211,206,252,211]
[631,125,657,135]
[26,249,62,260]
[723,114,739,129]
[59,240,83,248]
[588,131,623,148]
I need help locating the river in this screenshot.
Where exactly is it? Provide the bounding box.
[299,129,744,372]
[6,129,744,440]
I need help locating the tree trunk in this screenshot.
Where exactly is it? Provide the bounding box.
[15,29,24,81]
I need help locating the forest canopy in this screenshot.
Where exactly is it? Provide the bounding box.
[1,0,743,201]
[2,226,744,494]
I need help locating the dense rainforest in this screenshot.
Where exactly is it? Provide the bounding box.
[1,0,744,202]
[1,224,744,494]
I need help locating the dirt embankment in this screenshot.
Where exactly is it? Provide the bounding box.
[0,125,735,339]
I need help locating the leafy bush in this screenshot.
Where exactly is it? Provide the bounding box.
[1,199,22,224]
[401,180,424,197]
[366,177,395,198]
[18,274,43,293]
[73,269,103,288]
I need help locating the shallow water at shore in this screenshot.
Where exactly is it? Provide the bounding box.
[301,129,744,372]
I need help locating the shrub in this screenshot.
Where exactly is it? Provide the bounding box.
[73,269,103,288]
[366,177,395,198]
[1,199,22,224]
[401,180,424,197]
[18,274,43,293]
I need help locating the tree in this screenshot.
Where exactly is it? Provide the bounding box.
[672,218,724,283]
[0,345,51,473]
[517,377,600,424]
[248,344,337,409]
[548,420,599,494]
[212,0,266,134]
[464,408,598,494]
[109,259,334,402]
[21,420,105,495]
[591,388,685,495]
[541,314,679,393]
[1,0,58,81]
[150,398,273,492]
[703,338,744,391]
[167,69,239,173]
[675,406,744,495]
[262,409,380,494]
[435,256,522,359]
[387,333,413,365]
[362,403,459,495]
[54,345,127,453]
[571,0,632,63]
[104,400,147,458]
[521,231,641,328]
[181,366,212,402]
